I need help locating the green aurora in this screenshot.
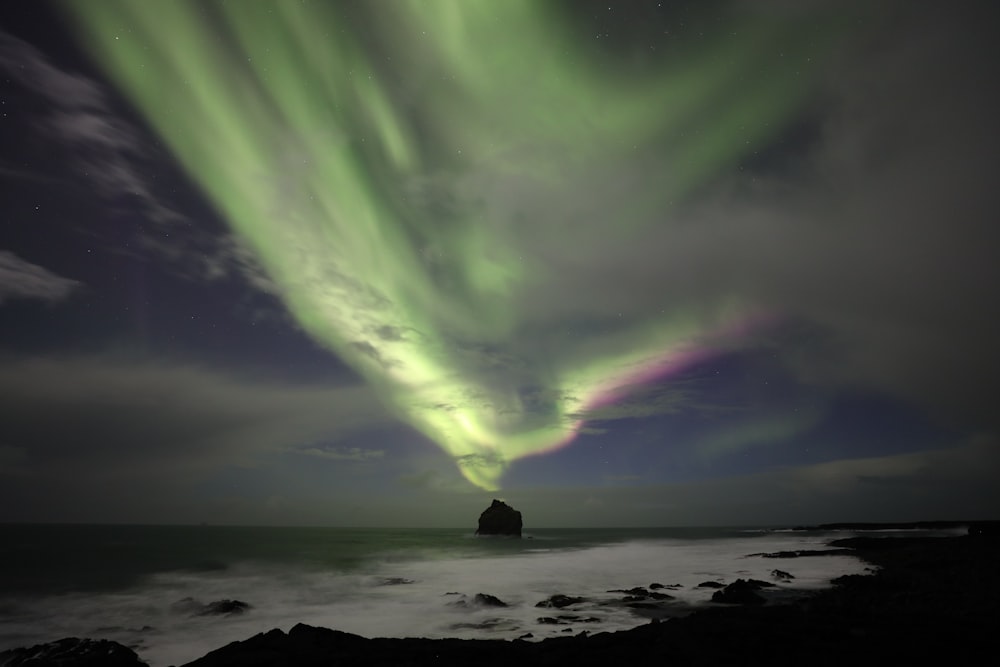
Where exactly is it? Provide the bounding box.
[64,1,840,490]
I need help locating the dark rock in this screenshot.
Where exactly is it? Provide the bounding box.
[771,569,794,581]
[447,593,508,608]
[813,520,973,531]
[746,579,775,588]
[626,601,662,610]
[747,549,853,558]
[517,633,533,640]
[607,587,648,596]
[537,614,600,625]
[145,533,1000,666]
[648,591,675,600]
[378,577,415,586]
[450,618,509,631]
[473,593,508,607]
[696,581,725,589]
[475,499,523,537]
[0,637,147,666]
[535,594,585,608]
[711,579,766,605]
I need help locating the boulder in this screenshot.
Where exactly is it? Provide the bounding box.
[446,593,508,608]
[535,594,585,608]
[711,579,766,605]
[607,587,649,596]
[474,593,508,607]
[378,577,415,586]
[475,499,523,537]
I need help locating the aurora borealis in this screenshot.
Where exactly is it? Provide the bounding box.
[60,1,831,490]
[1,1,998,525]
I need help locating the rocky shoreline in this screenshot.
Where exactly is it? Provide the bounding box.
[3,527,997,666]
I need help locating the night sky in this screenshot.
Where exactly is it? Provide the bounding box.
[1,1,998,527]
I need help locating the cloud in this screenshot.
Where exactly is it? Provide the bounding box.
[291,445,385,461]
[0,28,287,307]
[0,29,178,225]
[505,435,1000,526]
[493,1,1000,431]
[52,1,1000,494]
[0,355,391,480]
[0,251,81,304]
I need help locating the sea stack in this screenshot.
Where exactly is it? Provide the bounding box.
[475,499,523,537]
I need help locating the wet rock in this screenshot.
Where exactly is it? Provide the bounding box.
[379,577,415,586]
[711,579,766,605]
[535,594,585,608]
[747,549,853,558]
[626,601,661,610]
[610,587,672,602]
[696,581,725,589]
[450,618,510,631]
[771,569,794,581]
[475,499,523,537]
[473,593,508,607]
[0,637,148,666]
[447,593,509,608]
[537,614,600,625]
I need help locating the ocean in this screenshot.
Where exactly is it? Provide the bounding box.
[0,523,934,666]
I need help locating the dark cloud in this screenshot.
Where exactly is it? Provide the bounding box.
[291,444,385,461]
[1,2,996,523]
[0,251,81,304]
[507,435,1000,526]
[454,1,1000,432]
[0,356,390,479]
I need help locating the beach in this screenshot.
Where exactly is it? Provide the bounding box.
[2,523,996,665]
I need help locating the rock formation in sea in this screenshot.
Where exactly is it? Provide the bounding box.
[475,499,523,536]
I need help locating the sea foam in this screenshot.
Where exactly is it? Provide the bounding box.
[0,529,873,666]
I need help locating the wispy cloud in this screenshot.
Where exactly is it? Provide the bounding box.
[0,355,391,480]
[291,445,385,461]
[0,29,178,225]
[0,251,81,304]
[0,28,285,304]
